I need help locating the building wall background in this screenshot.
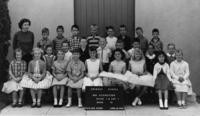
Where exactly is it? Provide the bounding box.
[136,0,200,94]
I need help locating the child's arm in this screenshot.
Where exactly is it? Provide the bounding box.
[169,63,179,80]
[85,61,89,77]
[122,63,127,74]
[66,62,76,81]
[142,62,148,75]
[51,63,57,77]
[128,62,131,71]
[28,61,33,79]
[108,49,112,58]
[166,64,172,82]
[76,63,85,81]
[99,61,103,73]
[183,62,190,80]
[9,62,17,81]
[108,63,113,72]
[41,62,47,80]
[153,64,158,80]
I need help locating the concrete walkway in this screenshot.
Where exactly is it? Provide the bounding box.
[0,103,199,116]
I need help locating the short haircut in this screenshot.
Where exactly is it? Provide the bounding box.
[152,28,159,33]
[120,24,126,28]
[80,37,87,41]
[56,25,64,31]
[90,24,98,28]
[14,48,22,59]
[175,49,183,56]
[18,18,31,29]
[167,43,176,48]
[132,38,140,43]
[136,27,143,32]
[61,40,69,46]
[106,25,114,30]
[71,24,79,30]
[113,48,125,60]
[57,49,64,54]
[46,45,53,50]
[116,39,124,44]
[148,43,155,49]
[42,27,49,34]
[89,46,97,52]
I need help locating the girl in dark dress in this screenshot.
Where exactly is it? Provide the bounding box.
[153,51,172,110]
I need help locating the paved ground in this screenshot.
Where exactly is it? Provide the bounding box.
[0,103,199,116]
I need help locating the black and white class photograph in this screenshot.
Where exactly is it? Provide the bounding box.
[0,0,200,116]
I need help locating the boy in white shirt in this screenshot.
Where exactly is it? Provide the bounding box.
[97,37,111,71]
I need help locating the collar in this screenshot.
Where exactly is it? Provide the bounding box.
[146,53,156,59]
[57,35,64,39]
[166,53,175,57]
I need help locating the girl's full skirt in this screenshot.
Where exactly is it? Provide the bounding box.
[67,78,83,88]
[82,77,103,90]
[52,74,68,86]
[155,73,173,90]
[2,79,23,94]
[20,72,53,89]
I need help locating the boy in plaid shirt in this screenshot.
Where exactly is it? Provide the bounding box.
[69,25,81,52]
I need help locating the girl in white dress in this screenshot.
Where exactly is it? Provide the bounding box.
[2,49,26,107]
[170,49,191,108]
[108,49,127,89]
[128,48,153,106]
[82,47,103,90]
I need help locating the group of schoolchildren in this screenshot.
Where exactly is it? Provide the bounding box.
[2,23,192,110]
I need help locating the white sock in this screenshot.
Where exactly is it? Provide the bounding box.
[54,98,57,105]
[159,99,163,108]
[59,99,63,105]
[32,99,36,103]
[66,98,72,107]
[132,97,139,106]
[181,100,185,105]
[164,99,168,108]
[78,98,82,107]
[178,100,181,106]
[37,99,41,103]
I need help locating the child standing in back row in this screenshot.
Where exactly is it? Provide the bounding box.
[52,25,67,53]
[149,28,163,55]
[106,26,117,51]
[37,27,52,53]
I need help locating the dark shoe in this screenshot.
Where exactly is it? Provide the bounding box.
[12,103,17,108]
[18,102,23,107]
[164,107,168,110]
[53,104,58,107]
[159,107,164,110]
[31,102,37,108]
[37,102,41,108]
